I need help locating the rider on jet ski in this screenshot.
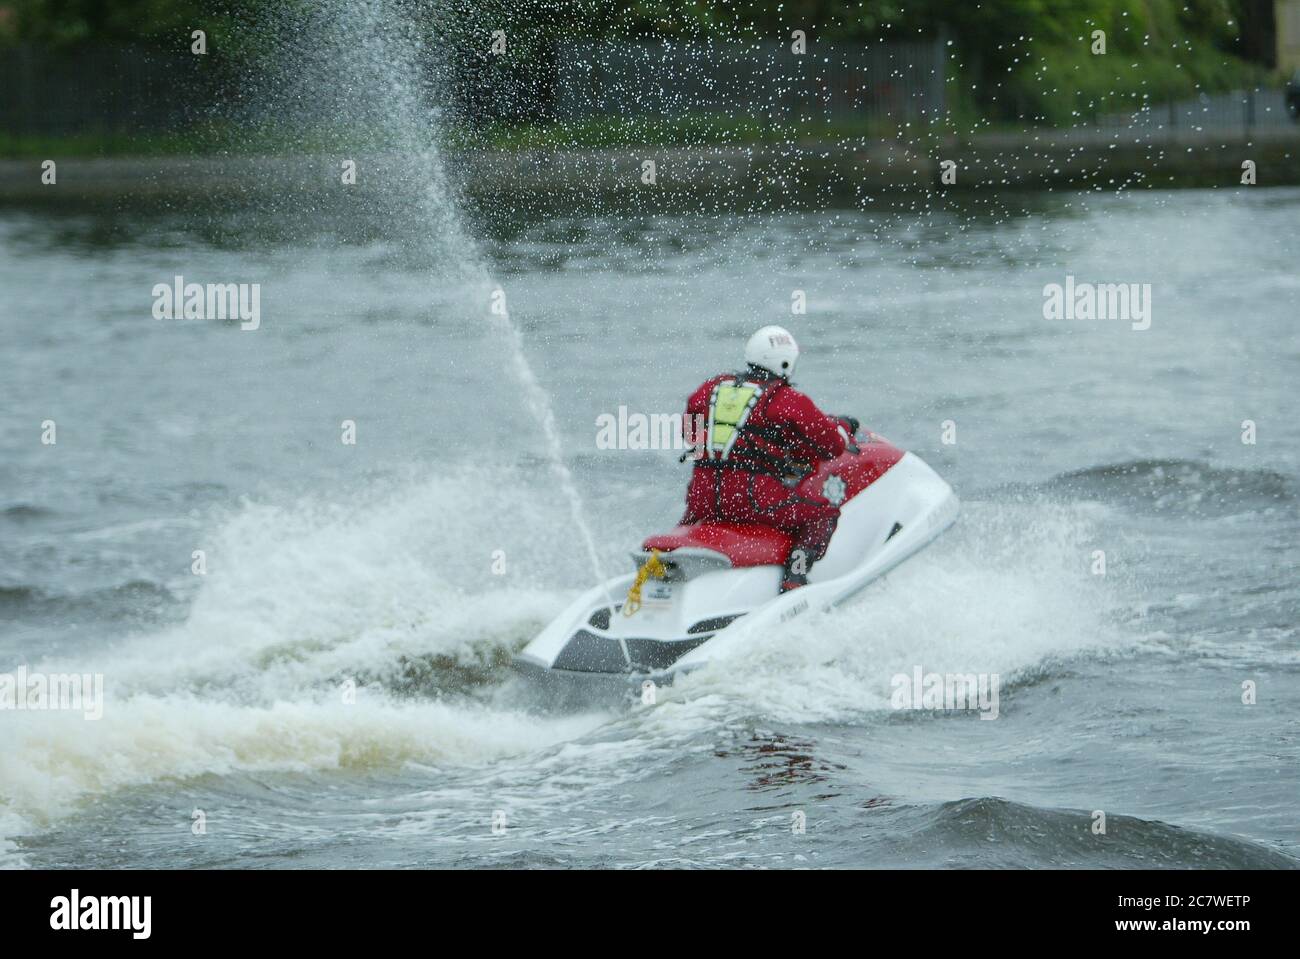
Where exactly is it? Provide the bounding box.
[682,326,857,592]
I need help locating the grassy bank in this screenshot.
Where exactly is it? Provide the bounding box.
[8,103,1296,161]
[2,113,925,159]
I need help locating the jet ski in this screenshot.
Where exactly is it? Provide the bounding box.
[514,428,958,689]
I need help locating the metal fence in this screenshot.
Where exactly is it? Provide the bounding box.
[0,42,537,136]
[0,45,225,136]
[554,40,949,125]
[1092,87,1296,132]
[1,39,949,137]
[6,39,1291,141]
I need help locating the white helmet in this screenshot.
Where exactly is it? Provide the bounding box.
[744,325,800,379]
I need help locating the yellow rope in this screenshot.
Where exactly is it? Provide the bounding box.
[623,549,668,617]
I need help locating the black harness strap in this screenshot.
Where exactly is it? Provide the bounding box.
[695,373,807,479]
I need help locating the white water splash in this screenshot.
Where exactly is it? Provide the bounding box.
[245,0,613,593]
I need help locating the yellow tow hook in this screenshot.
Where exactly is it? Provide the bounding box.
[623,549,668,617]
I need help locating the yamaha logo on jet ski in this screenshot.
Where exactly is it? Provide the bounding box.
[780,598,810,622]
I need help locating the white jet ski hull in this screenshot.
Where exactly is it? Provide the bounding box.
[515,442,958,685]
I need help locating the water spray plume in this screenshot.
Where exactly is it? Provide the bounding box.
[239,0,614,599]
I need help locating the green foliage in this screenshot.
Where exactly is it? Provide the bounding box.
[950,0,1264,121]
[0,0,231,49]
[0,0,1274,142]
[439,0,1265,121]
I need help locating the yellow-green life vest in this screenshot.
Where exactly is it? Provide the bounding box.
[706,380,765,459]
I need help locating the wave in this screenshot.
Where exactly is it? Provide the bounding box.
[0,504,56,522]
[0,580,175,620]
[0,465,608,864]
[0,469,1150,865]
[667,497,1133,726]
[898,797,1298,868]
[1017,458,1294,517]
[0,692,608,867]
[0,586,38,607]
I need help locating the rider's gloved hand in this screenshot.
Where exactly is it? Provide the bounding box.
[838,415,860,435]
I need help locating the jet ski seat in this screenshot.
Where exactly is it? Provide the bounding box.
[641,522,792,568]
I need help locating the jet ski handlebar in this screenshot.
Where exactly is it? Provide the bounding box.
[837,415,862,454]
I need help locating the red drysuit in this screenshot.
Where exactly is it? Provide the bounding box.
[680,372,846,569]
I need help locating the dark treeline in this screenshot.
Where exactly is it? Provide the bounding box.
[0,0,1281,125]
